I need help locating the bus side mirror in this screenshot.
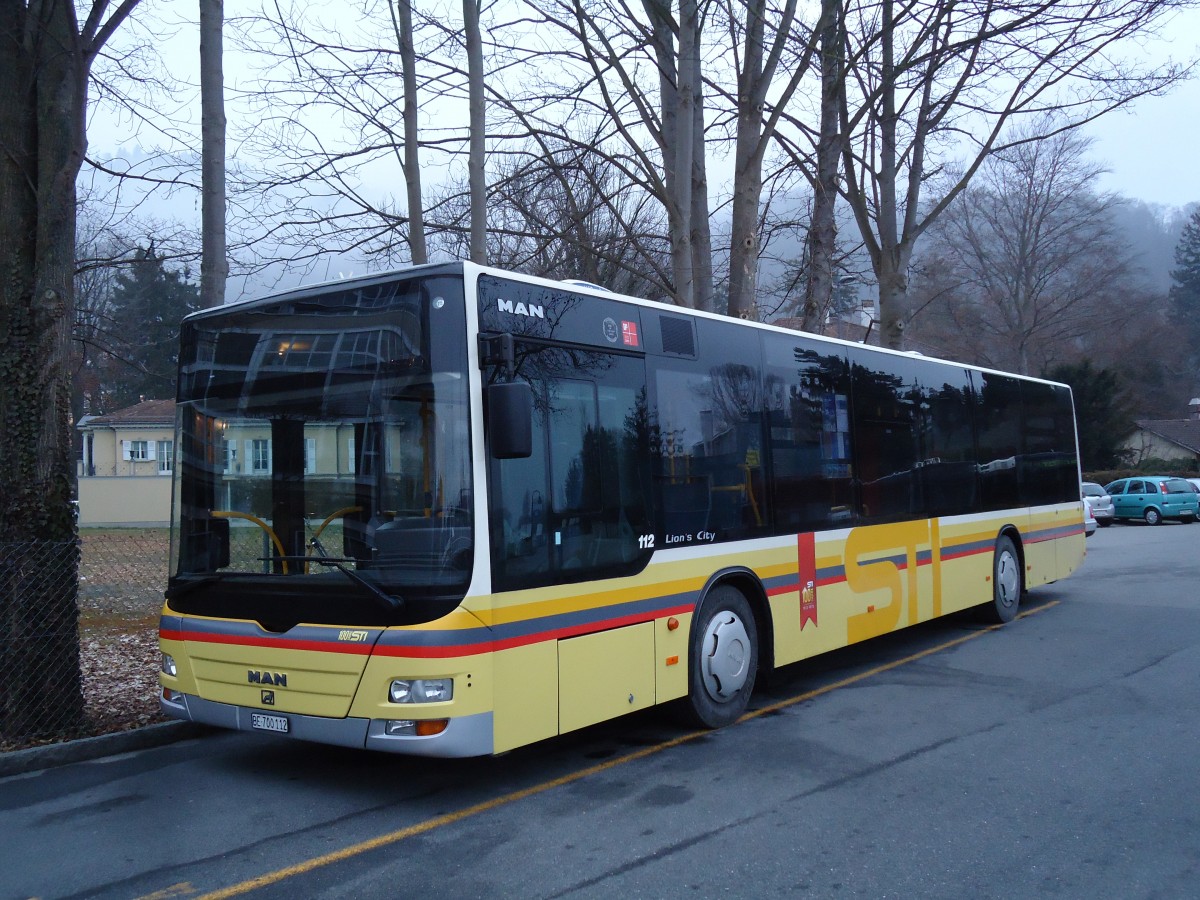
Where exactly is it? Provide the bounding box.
[487,381,533,459]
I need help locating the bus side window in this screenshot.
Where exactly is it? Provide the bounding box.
[761,333,852,532]
[848,356,922,522]
[654,365,764,540]
[1019,381,1078,505]
[976,373,1024,511]
[650,317,768,543]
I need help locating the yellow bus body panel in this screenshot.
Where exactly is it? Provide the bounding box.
[559,623,655,733]
[160,503,1085,753]
[493,641,559,753]
[185,631,368,718]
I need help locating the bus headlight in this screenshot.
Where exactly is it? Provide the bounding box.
[389,678,453,703]
[161,653,177,677]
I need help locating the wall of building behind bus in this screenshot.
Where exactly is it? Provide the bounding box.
[77,477,172,527]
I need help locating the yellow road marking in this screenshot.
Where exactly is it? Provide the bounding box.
[169,602,1058,900]
[134,884,195,899]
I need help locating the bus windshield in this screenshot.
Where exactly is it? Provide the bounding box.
[167,271,473,627]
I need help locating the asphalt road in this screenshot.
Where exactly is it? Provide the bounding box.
[2,520,1198,899]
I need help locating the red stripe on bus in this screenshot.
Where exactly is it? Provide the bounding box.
[160,629,374,655]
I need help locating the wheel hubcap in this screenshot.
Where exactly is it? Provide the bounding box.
[701,611,750,700]
[996,550,1019,608]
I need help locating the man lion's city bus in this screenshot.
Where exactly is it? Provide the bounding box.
[159,261,1085,756]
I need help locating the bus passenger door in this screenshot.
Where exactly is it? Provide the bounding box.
[484,343,654,743]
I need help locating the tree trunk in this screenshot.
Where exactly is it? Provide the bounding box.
[200,0,229,308]
[802,0,843,332]
[876,247,910,350]
[688,27,714,313]
[396,0,427,264]
[464,0,487,263]
[874,0,907,350]
[727,0,766,321]
[669,0,699,308]
[0,0,91,740]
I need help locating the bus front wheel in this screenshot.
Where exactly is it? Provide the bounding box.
[684,585,758,729]
[980,534,1022,625]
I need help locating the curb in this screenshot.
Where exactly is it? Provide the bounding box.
[0,721,210,779]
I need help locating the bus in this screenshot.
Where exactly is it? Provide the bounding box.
[159,261,1085,756]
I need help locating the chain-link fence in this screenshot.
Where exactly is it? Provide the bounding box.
[1,530,169,752]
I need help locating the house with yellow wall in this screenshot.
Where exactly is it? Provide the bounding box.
[77,399,176,526]
[77,397,389,527]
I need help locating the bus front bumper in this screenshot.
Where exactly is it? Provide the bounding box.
[160,690,494,757]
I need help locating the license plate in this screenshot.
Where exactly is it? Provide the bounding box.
[250,712,289,734]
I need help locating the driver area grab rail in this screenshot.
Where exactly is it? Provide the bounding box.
[211,509,289,574]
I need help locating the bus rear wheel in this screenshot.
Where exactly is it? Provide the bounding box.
[979,534,1022,624]
[684,585,758,728]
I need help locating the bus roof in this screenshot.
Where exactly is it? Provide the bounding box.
[187,260,1070,392]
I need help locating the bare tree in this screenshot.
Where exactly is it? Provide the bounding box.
[73,202,142,418]
[200,0,228,308]
[395,0,427,264]
[464,0,487,262]
[836,0,1191,350]
[908,125,1147,374]
[231,0,515,270]
[800,0,845,331]
[514,0,718,308]
[443,138,672,292]
[718,0,819,320]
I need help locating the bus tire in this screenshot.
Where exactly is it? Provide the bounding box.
[684,585,758,728]
[979,534,1022,624]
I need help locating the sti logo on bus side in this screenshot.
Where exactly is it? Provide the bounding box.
[497,298,545,319]
[247,670,288,687]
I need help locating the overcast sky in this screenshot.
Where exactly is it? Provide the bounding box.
[1085,6,1200,208]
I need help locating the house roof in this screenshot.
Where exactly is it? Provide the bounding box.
[80,399,176,429]
[1133,419,1200,455]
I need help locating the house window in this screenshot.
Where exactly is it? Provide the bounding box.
[252,439,271,474]
[123,440,151,461]
[223,440,237,474]
[304,437,317,474]
[157,440,174,474]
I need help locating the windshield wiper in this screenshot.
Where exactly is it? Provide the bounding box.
[259,539,404,612]
[313,557,403,611]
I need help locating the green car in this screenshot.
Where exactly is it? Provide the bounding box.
[1103,476,1200,525]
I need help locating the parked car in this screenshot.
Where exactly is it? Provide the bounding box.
[1081,482,1114,527]
[1103,476,1200,525]
[1084,498,1097,536]
[1187,478,1200,496]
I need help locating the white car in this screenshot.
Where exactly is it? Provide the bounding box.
[1084,498,1096,536]
[1081,482,1114,527]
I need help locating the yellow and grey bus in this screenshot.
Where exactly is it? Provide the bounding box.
[159,261,1085,756]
